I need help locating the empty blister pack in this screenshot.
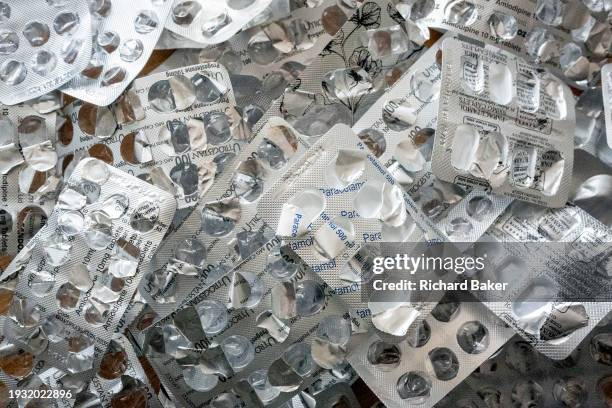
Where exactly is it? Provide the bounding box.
[61,0,174,106]
[164,0,275,46]
[474,199,612,359]
[58,63,247,209]
[396,0,606,88]
[0,0,92,105]
[84,333,163,408]
[349,298,515,408]
[247,0,424,141]
[466,326,612,408]
[0,105,58,265]
[257,124,449,332]
[352,32,513,244]
[142,241,350,407]
[0,158,176,386]
[135,117,315,328]
[431,36,575,208]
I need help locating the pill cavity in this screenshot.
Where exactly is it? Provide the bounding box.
[451,124,480,172]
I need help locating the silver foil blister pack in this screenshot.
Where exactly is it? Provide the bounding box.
[465,325,612,408]
[0,0,93,105]
[432,36,576,208]
[164,0,275,46]
[396,0,608,88]
[0,104,58,265]
[349,299,515,408]
[477,199,611,359]
[142,241,351,407]
[0,158,176,389]
[257,124,443,332]
[352,32,513,244]
[248,0,425,141]
[58,62,246,210]
[61,0,174,106]
[84,333,163,408]
[134,117,312,328]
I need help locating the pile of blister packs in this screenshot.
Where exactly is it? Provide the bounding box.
[0,0,611,407]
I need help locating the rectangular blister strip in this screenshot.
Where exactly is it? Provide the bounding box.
[257,124,448,331]
[61,0,174,106]
[135,117,312,327]
[479,203,611,359]
[404,0,599,89]
[348,299,515,408]
[431,36,575,208]
[1,158,176,384]
[144,242,349,407]
[0,105,57,265]
[164,0,274,45]
[351,32,513,244]
[0,0,92,105]
[58,63,245,210]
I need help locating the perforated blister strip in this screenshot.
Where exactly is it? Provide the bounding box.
[61,0,173,106]
[432,36,575,208]
[164,0,275,46]
[0,0,92,105]
[349,300,515,408]
[144,242,350,407]
[0,158,176,386]
[58,63,246,210]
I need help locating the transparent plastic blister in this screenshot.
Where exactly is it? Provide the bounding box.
[476,200,611,359]
[134,117,315,329]
[349,299,515,407]
[61,0,174,106]
[466,325,612,408]
[0,0,93,105]
[352,32,513,244]
[431,36,576,208]
[396,0,607,89]
[84,334,163,408]
[0,158,176,386]
[58,63,247,209]
[164,0,275,46]
[141,241,350,407]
